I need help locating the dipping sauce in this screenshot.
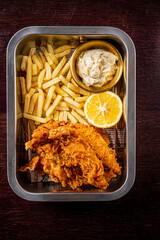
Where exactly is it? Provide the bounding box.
[76,49,118,87]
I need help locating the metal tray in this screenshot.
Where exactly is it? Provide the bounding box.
[7,26,136,201]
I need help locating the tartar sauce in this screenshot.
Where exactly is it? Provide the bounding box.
[76,49,118,87]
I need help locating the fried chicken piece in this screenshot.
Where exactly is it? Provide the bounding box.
[61,141,109,189]
[21,121,121,190]
[25,121,71,150]
[22,140,110,189]
[20,156,45,175]
[26,121,109,150]
[36,137,109,189]
[93,127,110,145]
[22,141,109,190]
[48,123,121,174]
[73,124,121,174]
[20,156,40,171]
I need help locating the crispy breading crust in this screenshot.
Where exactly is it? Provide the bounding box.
[21,121,121,190]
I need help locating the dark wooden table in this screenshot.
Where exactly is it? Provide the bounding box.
[0,0,160,239]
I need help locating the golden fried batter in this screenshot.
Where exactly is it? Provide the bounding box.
[21,121,121,190]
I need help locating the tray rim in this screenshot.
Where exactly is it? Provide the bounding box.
[7,26,136,201]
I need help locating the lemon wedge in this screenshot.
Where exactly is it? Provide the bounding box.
[84,91,122,128]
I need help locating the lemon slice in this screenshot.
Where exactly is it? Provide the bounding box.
[123,94,126,123]
[84,91,122,128]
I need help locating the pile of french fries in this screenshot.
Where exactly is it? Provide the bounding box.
[19,41,90,129]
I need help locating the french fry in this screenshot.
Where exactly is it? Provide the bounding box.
[80,36,85,43]
[48,53,58,65]
[32,76,38,82]
[67,103,85,116]
[54,45,72,54]
[55,106,69,111]
[66,70,72,81]
[17,56,22,73]
[47,43,54,54]
[61,59,71,76]
[59,111,64,121]
[23,113,48,123]
[32,54,43,70]
[32,63,38,76]
[16,95,21,114]
[43,87,55,94]
[52,56,67,79]
[19,77,26,103]
[59,101,68,108]
[21,56,28,71]
[38,69,46,88]
[29,88,36,96]
[35,53,44,67]
[67,112,78,123]
[55,86,69,97]
[31,82,38,88]
[44,62,51,80]
[67,82,81,94]
[59,74,69,85]
[55,40,69,47]
[56,69,62,78]
[29,48,36,56]
[63,111,68,121]
[75,96,88,102]
[45,115,54,121]
[17,113,23,120]
[44,89,54,102]
[38,52,47,65]
[64,97,82,109]
[44,86,55,111]
[24,88,35,113]
[28,93,39,114]
[55,49,71,58]
[46,95,62,117]
[40,47,53,65]
[61,85,78,98]
[81,101,85,107]
[71,110,88,125]
[43,88,49,93]
[37,89,44,118]
[35,121,40,126]
[26,56,32,92]
[42,77,60,89]
[51,62,57,70]
[29,120,36,132]
[47,37,54,46]
[55,82,60,88]
[67,82,90,96]
[52,92,57,99]
[16,77,21,101]
[53,111,59,121]
[33,102,38,116]
[50,114,54,120]
[16,87,22,111]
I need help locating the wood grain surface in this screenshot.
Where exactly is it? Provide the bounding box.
[0,0,160,239]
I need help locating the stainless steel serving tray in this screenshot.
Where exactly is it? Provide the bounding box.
[7,26,136,201]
